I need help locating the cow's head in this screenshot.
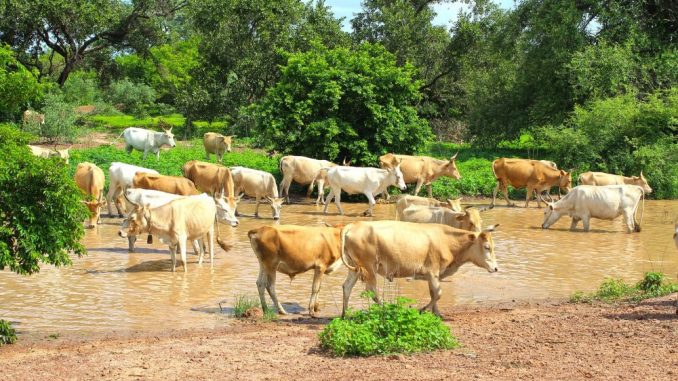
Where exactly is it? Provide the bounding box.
[161,128,176,148]
[388,159,407,191]
[456,208,482,232]
[444,152,461,179]
[219,135,233,152]
[118,206,150,238]
[558,170,572,193]
[541,202,564,229]
[446,197,462,212]
[81,200,106,229]
[214,194,239,226]
[57,148,70,164]
[266,196,285,220]
[466,225,499,272]
[632,171,652,194]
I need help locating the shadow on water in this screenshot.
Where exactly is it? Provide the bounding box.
[527,227,621,234]
[87,247,169,255]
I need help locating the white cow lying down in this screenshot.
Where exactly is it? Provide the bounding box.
[541,185,644,233]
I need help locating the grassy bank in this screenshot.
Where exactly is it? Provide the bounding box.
[571,272,678,304]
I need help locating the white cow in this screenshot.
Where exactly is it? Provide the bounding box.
[323,163,407,216]
[231,166,284,220]
[121,127,176,160]
[541,185,644,233]
[106,162,159,217]
[121,188,239,252]
[400,205,483,232]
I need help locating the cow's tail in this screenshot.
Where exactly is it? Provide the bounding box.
[109,129,126,146]
[214,214,231,251]
[634,188,645,233]
[340,224,358,272]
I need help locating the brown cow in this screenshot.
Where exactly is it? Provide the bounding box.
[203,132,233,162]
[340,221,499,317]
[491,158,572,208]
[74,162,106,228]
[395,195,462,220]
[23,110,45,125]
[379,153,460,199]
[278,156,340,203]
[248,224,344,317]
[400,205,483,232]
[132,172,199,196]
[182,160,238,211]
[578,171,652,194]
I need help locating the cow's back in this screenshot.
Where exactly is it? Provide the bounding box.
[380,154,426,183]
[134,173,198,196]
[167,196,216,240]
[281,156,326,184]
[110,162,158,188]
[396,195,445,219]
[578,172,623,186]
[203,132,223,153]
[75,162,105,198]
[492,158,538,188]
[183,160,232,196]
[569,185,641,220]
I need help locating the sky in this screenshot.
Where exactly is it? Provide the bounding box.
[325,0,517,32]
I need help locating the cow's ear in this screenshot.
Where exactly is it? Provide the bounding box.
[468,233,476,241]
[455,215,465,221]
[483,224,499,232]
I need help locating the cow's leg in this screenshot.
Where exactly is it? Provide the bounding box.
[420,275,442,316]
[413,178,424,196]
[524,185,534,208]
[623,210,635,233]
[365,273,381,305]
[125,144,133,154]
[581,215,591,232]
[323,190,334,214]
[106,185,119,216]
[256,265,270,312]
[570,217,580,231]
[195,239,205,264]
[217,152,222,163]
[156,150,160,160]
[427,183,433,198]
[315,179,325,205]
[342,270,360,318]
[265,272,286,314]
[254,195,260,218]
[169,244,177,272]
[127,235,137,253]
[491,182,499,207]
[279,176,292,203]
[309,267,324,317]
[205,151,210,161]
[333,190,345,215]
[364,192,376,216]
[179,238,188,272]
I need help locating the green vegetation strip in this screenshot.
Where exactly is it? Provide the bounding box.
[571,272,678,303]
[0,319,17,345]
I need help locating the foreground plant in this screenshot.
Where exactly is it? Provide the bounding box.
[0,319,17,345]
[571,272,678,303]
[319,296,458,357]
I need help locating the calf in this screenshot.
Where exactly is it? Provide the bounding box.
[541,185,644,233]
[231,166,284,219]
[400,205,482,232]
[248,224,344,317]
[74,162,106,228]
[341,221,499,316]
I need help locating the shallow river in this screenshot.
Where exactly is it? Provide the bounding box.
[1,200,677,332]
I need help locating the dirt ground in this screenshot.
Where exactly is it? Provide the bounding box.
[1,296,677,381]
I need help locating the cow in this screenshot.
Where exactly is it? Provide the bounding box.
[400,205,483,232]
[248,224,344,317]
[27,145,70,164]
[395,195,462,220]
[74,162,106,228]
[106,162,159,217]
[311,159,351,205]
[203,132,234,162]
[578,171,652,194]
[540,160,558,169]
[541,185,644,233]
[120,127,176,160]
[378,153,460,199]
[323,163,407,217]
[340,221,499,317]
[118,196,230,272]
[278,156,340,203]
[121,188,238,253]
[181,160,239,212]
[132,172,199,196]
[23,110,45,125]
[231,166,284,220]
[491,158,572,208]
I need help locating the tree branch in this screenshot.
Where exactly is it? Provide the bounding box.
[419,65,457,92]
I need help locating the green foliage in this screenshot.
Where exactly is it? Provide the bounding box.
[105,79,156,118]
[262,308,279,322]
[255,43,432,165]
[0,124,88,275]
[61,71,102,105]
[0,44,43,120]
[571,272,678,303]
[231,295,260,318]
[319,297,458,357]
[0,319,17,345]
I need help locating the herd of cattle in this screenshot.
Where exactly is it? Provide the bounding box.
[28,126,672,317]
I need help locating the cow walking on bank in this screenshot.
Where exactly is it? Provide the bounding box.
[203,132,233,162]
[340,221,499,317]
[248,224,344,317]
[541,185,644,233]
[121,127,176,160]
[491,158,572,208]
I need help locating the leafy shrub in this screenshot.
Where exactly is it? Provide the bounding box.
[0,319,17,345]
[319,297,458,357]
[62,71,102,105]
[0,124,88,275]
[571,272,678,303]
[40,92,80,143]
[231,295,261,318]
[105,79,156,118]
[0,44,43,120]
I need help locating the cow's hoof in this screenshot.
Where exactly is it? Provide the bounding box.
[118,214,124,218]
[128,249,135,253]
[86,225,95,229]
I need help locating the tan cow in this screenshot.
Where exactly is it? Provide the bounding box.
[395,195,462,220]
[340,221,499,317]
[132,172,200,196]
[118,196,230,272]
[491,158,572,208]
[278,156,339,203]
[23,110,45,125]
[74,162,106,228]
[182,160,239,212]
[400,205,482,232]
[248,224,344,317]
[379,153,460,199]
[231,166,284,219]
[28,145,70,164]
[578,171,652,194]
[203,132,233,162]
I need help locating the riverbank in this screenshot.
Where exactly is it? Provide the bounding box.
[2,295,676,380]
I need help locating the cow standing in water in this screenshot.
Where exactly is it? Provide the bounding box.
[121,127,176,160]
[578,171,652,194]
[278,156,340,203]
[379,153,461,199]
[107,162,159,217]
[491,158,572,208]
[74,162,106,228]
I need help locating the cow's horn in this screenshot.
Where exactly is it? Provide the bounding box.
[451,151,458,160]
[123,186,136,206]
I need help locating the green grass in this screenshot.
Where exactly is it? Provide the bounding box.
[570,272,678,303]
[0,319,17,345]
[84,113,229,137]
[319,296,458,357]
[231,295,262,318]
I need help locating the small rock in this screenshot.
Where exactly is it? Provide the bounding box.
[243,307,264,319]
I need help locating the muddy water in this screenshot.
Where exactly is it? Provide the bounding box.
[1,200,677,332]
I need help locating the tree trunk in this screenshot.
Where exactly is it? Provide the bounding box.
[57,58,76,86]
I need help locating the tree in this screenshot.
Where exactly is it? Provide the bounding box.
[0,0,187,86]
[254,43,433,166]
[0,124,88,275]
[0,44,43,120]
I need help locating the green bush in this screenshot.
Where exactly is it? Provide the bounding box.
[41,92,80,143]
[0,319,17,345]
[571,272,678,303]
[105,79,156,118]
[232,295,261,318]
[319,297,458,357]
[0,44,43,120]
[62,71,102,105]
